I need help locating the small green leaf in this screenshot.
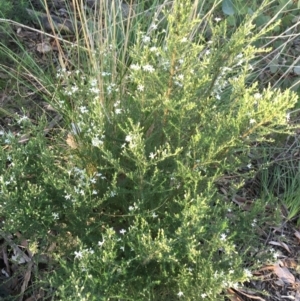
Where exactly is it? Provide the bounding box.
[254,14,271,27]
[222,0,235,16]
[288,77,300,92]
[270,58,279,74]
[247,8,254,15]
[227,15,236,27]
[293,66,300,75]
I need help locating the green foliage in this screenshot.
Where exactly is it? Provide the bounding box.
[0,0,29,23]
[0,0,30,67]
[219,0,300,94]
[0,0,299,300]
[259,154,300,225]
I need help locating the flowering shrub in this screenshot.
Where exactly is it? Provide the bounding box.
[0,0,298,300]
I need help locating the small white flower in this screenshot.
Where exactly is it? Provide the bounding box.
[244,268,252,278]
[237,59,244,66]
[17,115,29,124]
[177,291,184,297]
[110,191,117,197]
[249,118,256,125]
[90,178,97,184]
[178,74,184,81]
[174,81,183,87]
[52,212,59,220]
[90,79,97,87]
[71,85,79,93]
[125,135,132,142]
[201,293,207,298]
[142,36,150,43]
[114,100,120,107]
[120,246,125,251]
[251,222,256,227]
[129,206,135,211]
[149,46,158,52]
[273,251,281,259]
[215,17,221,22]
[247,163,252,169]
[65,194,71,200]
[152,212,158,218]
[90,87,100,94]
[181,37,188,43]
[130,64,141,71]
[79,106,88,114]
[92,190,98,195]
[92,137,103,147]
[74,251,83,259]
[115,108,122,114]
[137,84,144,92]
[149,152,156,159]
[142,64,155,73]
[286,113,290,122]
[98,240,105,247]
[220,233,227,241]
[253,93,262,100]
[120,229,126,235]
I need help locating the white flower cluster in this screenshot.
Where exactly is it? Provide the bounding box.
[64,167,108,203]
